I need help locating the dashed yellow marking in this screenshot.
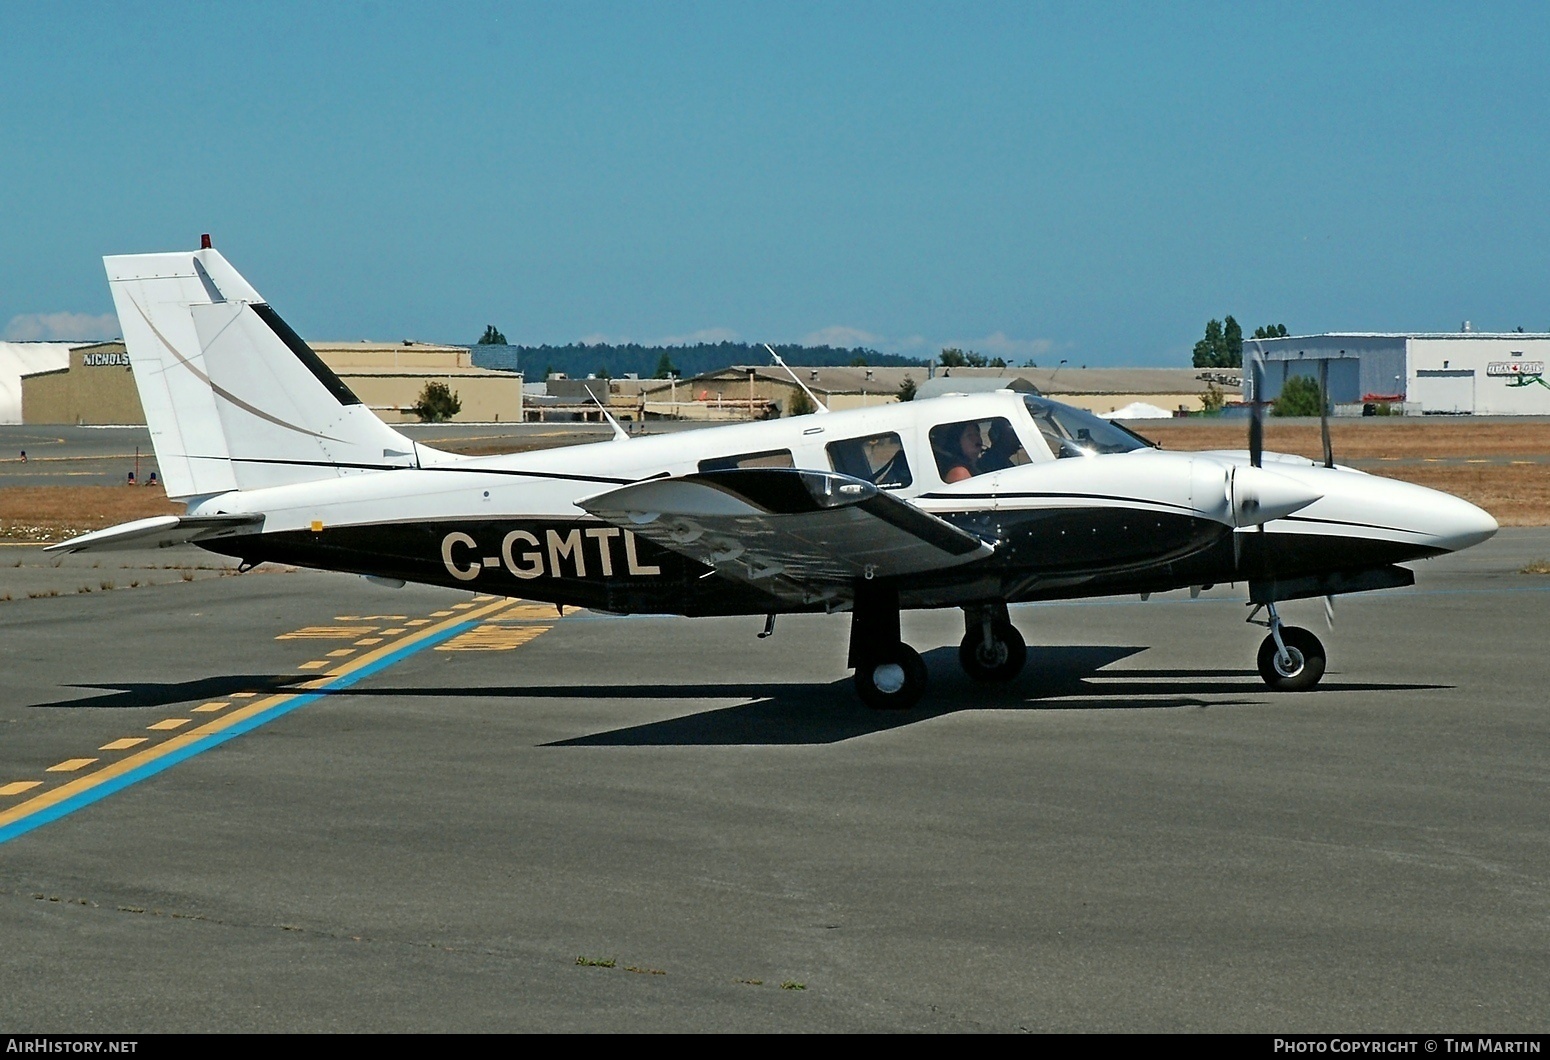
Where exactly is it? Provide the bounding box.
[1466,459,1488,464]
[451,602,476,610]
[335,614,406,621]
[506,603,559,620]
[437,624,554,651]
[327,649,356,658]
[405,619,430,627]
[192,702,230,713]
[430,610,454,617]
[298,660,330,671]
[381,628,407,635]
[48,758,98,773]
[355,637,383,646]
[232,692,257,699]
[276,626,377,640]
[101,738,148,751]
[0,598,527,836]
[1512,460,1534,465]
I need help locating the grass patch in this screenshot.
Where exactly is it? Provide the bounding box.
[0,485,179,542]
[624,965,666,976]
[575,956,616,968]
[780,980,806,991]
[1522,559,1550,574]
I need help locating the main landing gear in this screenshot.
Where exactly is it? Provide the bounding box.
[1248,601,1327,691]
[849,586,1029,710]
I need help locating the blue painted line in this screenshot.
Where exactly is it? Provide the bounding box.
[0,616,482,846]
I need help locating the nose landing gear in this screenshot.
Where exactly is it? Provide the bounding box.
[958,603,1027,683]
[1248,602,1326,691]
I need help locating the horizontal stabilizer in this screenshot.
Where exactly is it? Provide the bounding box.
[45,513,264,554]
[581,468,991,603]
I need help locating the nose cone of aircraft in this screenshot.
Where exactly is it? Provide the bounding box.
[1423,490,1499,552]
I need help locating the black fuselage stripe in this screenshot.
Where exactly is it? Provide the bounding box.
[921,491,1198,513]
[223,456,635,486]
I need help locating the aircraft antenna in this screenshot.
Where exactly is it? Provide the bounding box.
[588,389,631,442]
[764,343,830,414]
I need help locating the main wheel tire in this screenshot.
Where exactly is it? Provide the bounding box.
[854,644,929,710]
[1256,626,1326,692]
[958,619,1028,683]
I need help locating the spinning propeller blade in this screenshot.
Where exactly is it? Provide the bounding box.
[1248,340,1265,470]
[1319,358,1334,468]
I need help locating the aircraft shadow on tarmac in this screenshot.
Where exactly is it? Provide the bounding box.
[31,647,1450,746]
[338,645,1451,747]
[29,674,313,711]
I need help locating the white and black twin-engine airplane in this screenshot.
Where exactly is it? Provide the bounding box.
[51,245,1499,708]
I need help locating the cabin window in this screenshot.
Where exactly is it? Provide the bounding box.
[929,417,1028,483]
[825,432,912,488]
[697,448,796,473]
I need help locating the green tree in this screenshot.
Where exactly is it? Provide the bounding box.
[477,325,507,345]
[897,374,917,402]
[1201,382,1226,413]
[1253,324,1289,339]
[939,347,969,368]
[850,355,869,367]
[788,389,816,416]
[652,352,679,379]
[1273,375,1325,417]
[1193,319,1224,368]
[1223,316,1243,366]
[1192,315,1244,368]
[411,380,462,422]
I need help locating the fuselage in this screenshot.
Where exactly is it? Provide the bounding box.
[188,391,1498,615]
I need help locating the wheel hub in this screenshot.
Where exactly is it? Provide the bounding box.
[872,662,906,694]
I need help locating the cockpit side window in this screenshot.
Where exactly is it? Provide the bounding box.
[825,432,912,489]
[1021,395,1151,458]
[929,417,1028,482]
[697,449,795,473]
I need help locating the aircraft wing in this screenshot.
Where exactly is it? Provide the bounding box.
[44,513,265,554]
[580,468,992,603]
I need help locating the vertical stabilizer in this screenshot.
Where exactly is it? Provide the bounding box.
[105,248,440,500]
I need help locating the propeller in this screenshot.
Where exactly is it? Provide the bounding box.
[1319,357,1334,469]
[1236,340,1268,570]
[1248,340,1266,469]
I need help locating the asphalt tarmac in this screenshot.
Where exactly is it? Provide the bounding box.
[1,531,1547,1032]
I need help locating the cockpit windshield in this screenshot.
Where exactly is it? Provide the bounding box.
[1022,395,1155,459]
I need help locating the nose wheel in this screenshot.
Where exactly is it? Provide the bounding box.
[1249,603,1327,691]
[958,603,1027,683]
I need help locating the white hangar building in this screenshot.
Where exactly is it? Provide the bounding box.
[1246,332,1550,415]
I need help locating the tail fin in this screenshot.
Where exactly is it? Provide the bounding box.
[105,247,440,500]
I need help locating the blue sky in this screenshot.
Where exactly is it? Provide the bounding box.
[3,1,1548,364]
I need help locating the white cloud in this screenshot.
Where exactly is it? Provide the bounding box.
[4,312,120,342]
[946,331,1056,361]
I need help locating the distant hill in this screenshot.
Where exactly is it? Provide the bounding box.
[468,341,927,380]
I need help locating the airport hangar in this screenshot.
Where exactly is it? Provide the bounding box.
[1247,331,1550,415]
[20,340,524,425]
